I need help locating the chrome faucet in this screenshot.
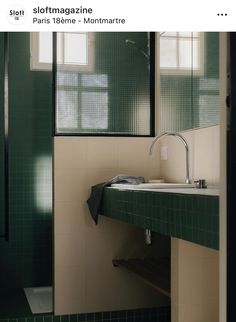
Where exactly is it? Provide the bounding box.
[149,131,191,184]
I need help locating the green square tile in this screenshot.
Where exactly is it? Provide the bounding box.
[61,316,69,322]
[44,317,52,322]
[53,316,60,322]
[35,317,43,322]
[182,226,189,238]
[186,212,193,227]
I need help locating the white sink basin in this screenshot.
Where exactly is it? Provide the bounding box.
[110,183,219,196]
[111,182,196,189]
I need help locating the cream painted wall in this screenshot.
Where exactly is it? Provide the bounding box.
[159,125,220,186]
[54,137,169,315]
[158,125,220,322]
[172,239,219,322]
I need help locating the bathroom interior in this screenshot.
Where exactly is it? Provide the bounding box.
[0,32,226,322]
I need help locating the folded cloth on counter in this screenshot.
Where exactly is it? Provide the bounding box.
[87,175,145,224]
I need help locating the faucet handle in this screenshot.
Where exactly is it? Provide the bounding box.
[194,179,207,189]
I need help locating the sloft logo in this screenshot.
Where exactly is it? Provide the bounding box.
[8,5,26,25]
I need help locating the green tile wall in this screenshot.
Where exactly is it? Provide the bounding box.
[101,188,219,249]
[0,32,52,288]
[0,307,170,322]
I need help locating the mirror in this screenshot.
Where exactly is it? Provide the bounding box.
[159,32,220,132]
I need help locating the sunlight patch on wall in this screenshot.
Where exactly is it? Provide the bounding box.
[35,155,52,213]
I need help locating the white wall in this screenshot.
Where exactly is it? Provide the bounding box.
[54,137,169,315]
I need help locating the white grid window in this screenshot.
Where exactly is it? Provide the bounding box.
[30,32,94,72]
[160,32,204,75]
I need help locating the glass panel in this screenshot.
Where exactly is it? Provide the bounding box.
[192,33,220,128]
[81,92,108,129]
[55,32,152,135]
[160,33,192,131]
[57,90,78,129]
[39,32,52,63]
[57,71,78,86]
[160,32,219,132]
[81,74,108,87]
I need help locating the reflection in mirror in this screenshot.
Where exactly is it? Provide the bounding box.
[159,32,219,132]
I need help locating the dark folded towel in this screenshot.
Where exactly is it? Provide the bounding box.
[87,175,145,224]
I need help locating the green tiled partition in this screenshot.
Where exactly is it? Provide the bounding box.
[0,32,52,289]
[0,307,170,322]
[101,188,219,249]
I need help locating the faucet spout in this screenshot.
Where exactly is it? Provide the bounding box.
[149,131,191,184]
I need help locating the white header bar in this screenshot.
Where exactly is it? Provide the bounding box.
[0,0,235,31]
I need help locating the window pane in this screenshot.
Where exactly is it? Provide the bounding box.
[81,74,108,88]
[39,32,52,63]
[55,32,152,135]
[160,38,177,69]
[56,90,78,129]
[81,92,108,129]
[179,39,192,69]
[57,72,78,86]
[179,32,192,37]
[64,33,88,65]
[192,38,200,70]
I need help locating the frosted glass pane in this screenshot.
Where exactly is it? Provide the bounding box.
[56,90,78,129]
[55,32,151,135]
[199,78,219,91]
[81,74,108,87]
[160,32,219,132]
[193,33,219,128]
[199,94,219,126]
[57,72,78,86]
[81,92,108,129]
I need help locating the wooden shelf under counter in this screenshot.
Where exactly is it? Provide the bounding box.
[112,257,170,298]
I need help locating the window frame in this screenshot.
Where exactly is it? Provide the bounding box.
[53,32,156,137]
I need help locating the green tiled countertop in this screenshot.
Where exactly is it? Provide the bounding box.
[100,187,219,250]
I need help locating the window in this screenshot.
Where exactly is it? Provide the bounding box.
[56,72,108,132]
[54,32,154,136]
[160,32,204,75]
[30,32,94,71]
